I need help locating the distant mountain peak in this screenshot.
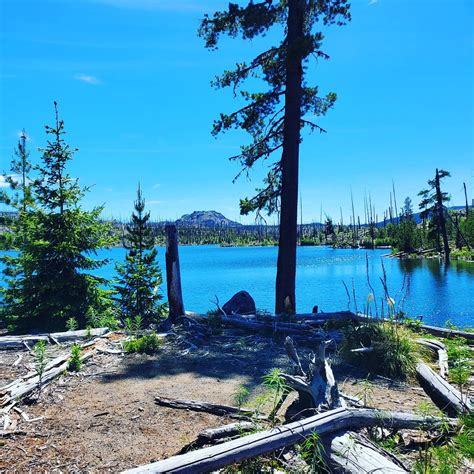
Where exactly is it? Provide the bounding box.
[176,210,242,227]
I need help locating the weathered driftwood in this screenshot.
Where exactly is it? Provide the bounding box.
[416,362,472,417]
[355,313,474,342]
[178,421,256,454]
[197,422,255,442]
[416,324,474,342]
[0,328,109,350]
[281,336,342,411]
[328,431,408,473]
[416,338,449,378]
[165,224,185,324]
[0,351,95,407]
[155,396,261,420]
[219,315,317,335]
[122,407,454,474]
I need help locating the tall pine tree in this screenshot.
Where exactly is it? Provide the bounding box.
[1,103,114,331]
[114,185,163,325]
[418,169,451,261]
[199,0,350,313]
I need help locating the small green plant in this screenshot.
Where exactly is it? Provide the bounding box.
[66,317,78,331]
[33,340,48,396]
[233,384,250,409]
[68,343,82,372]
[123,333,161,354]
[356,377,374,407]
[98,310,120,331]
[299,432,329,472]
[85,325,92,339]
[262,368,290,424]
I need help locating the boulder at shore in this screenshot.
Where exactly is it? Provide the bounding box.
[222,291,256,315]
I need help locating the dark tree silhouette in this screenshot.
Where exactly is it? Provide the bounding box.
[199,0,350,313]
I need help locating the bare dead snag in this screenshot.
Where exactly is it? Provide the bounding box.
[281,336,342,411]
[165,224,185,325]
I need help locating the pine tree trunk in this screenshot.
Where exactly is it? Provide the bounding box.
[275,0,305,314]
[435,168,450,261]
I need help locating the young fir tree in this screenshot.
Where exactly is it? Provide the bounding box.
[1,103,114,332]
[114,185,163,325]
[418,169,451,260]
[0,131,35,327]
[199,0,350,313]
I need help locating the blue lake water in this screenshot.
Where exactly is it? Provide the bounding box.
[1,246,473,328]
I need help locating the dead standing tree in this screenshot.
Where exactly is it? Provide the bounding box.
[165,224,185,325]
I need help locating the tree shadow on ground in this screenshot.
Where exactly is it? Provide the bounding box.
[99,333,292,391]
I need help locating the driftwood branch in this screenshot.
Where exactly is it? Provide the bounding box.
[155,396,264,420]
[1,351,95,407]
[328,431,409,473]
[122,407,455,474]
[0,328,109,350]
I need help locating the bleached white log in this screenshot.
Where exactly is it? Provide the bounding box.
[416,361,472,417]
[0,328,108,350]
[0,351,95,407]
[329,431,408,473]
[122,408,453,474]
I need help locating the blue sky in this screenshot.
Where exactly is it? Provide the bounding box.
[0,0,472,224]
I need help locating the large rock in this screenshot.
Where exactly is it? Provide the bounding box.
[222,291,256,315]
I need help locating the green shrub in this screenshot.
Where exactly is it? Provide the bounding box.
[67,343,82,372]
[123,333,161,354]
[342,322,420,380]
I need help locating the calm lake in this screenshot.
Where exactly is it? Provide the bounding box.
[1,246,473,328]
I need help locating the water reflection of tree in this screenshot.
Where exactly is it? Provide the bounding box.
[398,258,446,282]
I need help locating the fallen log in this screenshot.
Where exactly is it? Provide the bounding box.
[416,361,472,417]
[177,421,256,454]
[0,328,109,350]
[219,315,317,336]
[155,397,263,420]
[415,324,474,342]
[197,422,255,442]
[0,351,95,407]
[122,407,454,474]
[328,431,408,473]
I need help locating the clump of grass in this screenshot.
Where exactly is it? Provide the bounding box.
[342,321,420,380]
[67,343,82,372]
[445,337,471,400]
[123,333,161,354]
[413,412,473,473]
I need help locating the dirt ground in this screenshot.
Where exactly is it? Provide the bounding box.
[0,331,452,473]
